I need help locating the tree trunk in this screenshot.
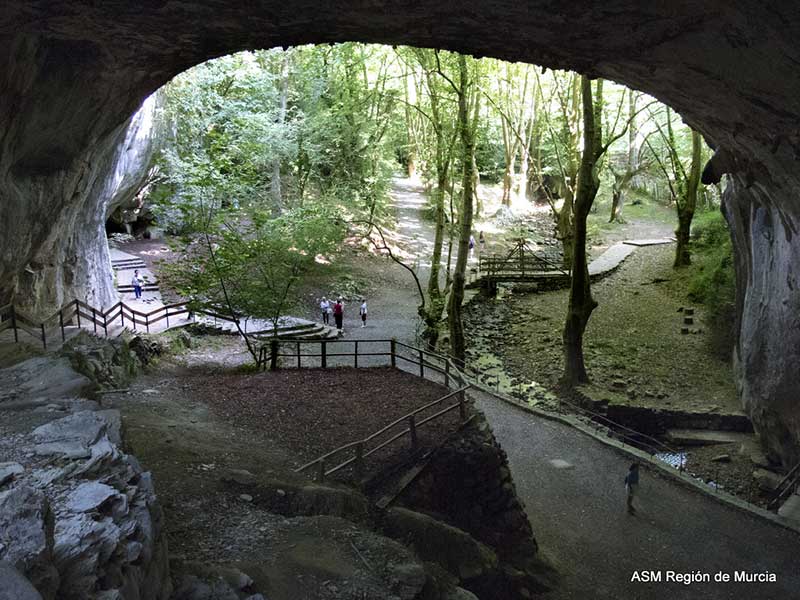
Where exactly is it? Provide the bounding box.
[270,51,290,214]
[674,130,703,267]
[609,189,621,223]
[562,75,601,386]
[447,55,476,365]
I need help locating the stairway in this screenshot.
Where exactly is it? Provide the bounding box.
[109,250,160,298]
[194,315,340,340]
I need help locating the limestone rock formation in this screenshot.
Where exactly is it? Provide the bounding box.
[0,356,171,599]
[1,2,799,461]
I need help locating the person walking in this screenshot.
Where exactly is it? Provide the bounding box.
[320,297,330,325]
[333,297,344,333]
[468,234,476,257]
[479,231,486,255]
[359,299,368,328]
[624,463,640,515]
[131,270,143,299]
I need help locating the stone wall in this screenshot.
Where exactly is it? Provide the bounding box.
[396,413,547,597]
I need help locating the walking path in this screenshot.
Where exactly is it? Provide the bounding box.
[473,387,800,599]
[344,178,800,598]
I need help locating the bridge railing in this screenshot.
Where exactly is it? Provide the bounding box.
[479,248,568,278]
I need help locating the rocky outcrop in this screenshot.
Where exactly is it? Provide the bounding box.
[1,3,799,460]
[0,353,171,600]
[724,176,800,467]
[396,414,547,598]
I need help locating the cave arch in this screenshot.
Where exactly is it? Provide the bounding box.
[1,2,799,463]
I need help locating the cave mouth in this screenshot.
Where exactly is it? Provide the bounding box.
[2,1,799,470]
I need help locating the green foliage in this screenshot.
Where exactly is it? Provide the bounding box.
[687,210,736,359]
[161,204,345,328]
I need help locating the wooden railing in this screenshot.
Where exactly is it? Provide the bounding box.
[0,298,243,349]
[767,461,800,511]
[479,252,568,279]
[270,338,472,483]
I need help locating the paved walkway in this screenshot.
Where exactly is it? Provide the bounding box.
[474,387,800,599]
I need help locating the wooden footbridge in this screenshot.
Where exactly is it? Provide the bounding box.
[467,240,569,294]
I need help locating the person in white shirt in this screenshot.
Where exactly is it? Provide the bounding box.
[320,297,330,324]
[359,300,368,328]
[131,270,143,299]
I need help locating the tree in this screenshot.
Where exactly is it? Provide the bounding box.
[162,203,344,363]
[562,78,654,385]
[447,54,481,364]
[644,107,704,266]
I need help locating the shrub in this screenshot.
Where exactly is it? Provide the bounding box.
[687,210,736,359]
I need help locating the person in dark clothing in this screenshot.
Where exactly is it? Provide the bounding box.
[625,463,640,514]
[333,297,344,333]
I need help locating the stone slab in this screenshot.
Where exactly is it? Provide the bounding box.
[665,429,753,446]
[622,238,676,247]
[588,243,637,276]
[777,493,800,523]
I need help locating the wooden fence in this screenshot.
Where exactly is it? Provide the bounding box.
[265,338,472,483]
[0,299,240,349]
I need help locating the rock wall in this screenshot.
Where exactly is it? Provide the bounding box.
[0,44,161,317]
[397,414,546,596]
[1,2,799,460]
[724,175,800,466]
[0,347,170,599]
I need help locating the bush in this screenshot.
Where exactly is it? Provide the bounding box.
[687,210,736,359]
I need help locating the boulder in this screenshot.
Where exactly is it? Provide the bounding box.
[0,486,59,599]
[32,411,109,459]
[0,462,24,487]
[290,484,369,522]
[65,481,127,517]
[753,468,784,492]
[384,507,498,582]
[0,357,92,406]
[0,562,44,600]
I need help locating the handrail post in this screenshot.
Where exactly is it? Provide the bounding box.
[321,340,327,368]
[40,323,47,350]
[270,339,279,371]
[103,311,108,337]
[390,338,396,368]
[317,458,326,483]
[59,308,65,341]
[11,305,18,343]
[445,360,450,388]
[408,415,418,450]
[296,340,301,368]
[75,301,81,329]
[419,348,424,378]
[165,307,169,328]
[92,307,97,333]
[355,442,364,482]
[145,313,149,334]
[354,340,358,368]
[120,304,125,328]
[459,388,467,420]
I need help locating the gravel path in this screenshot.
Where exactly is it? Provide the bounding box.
[473,388,800,599]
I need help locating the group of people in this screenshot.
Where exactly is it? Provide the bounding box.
[319,296,367,333]
[468,230,487,256]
